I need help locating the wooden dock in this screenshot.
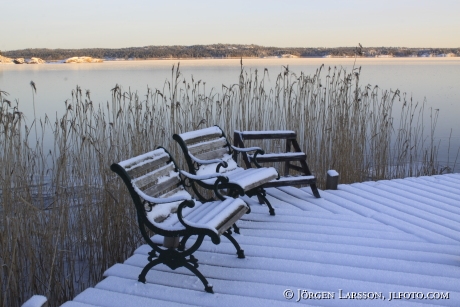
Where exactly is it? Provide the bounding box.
[62,174,460,307]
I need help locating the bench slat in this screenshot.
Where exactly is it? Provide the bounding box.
[195,147,229,161]
[249,152,306,163]
[179,127,223,145]
[184,132,222,145]
[142,175,181,198]
[226,167,278,191]
[160,186,186,198]
[133,163,176,190]
[182,197,248,235]
[237,130,297,140]
[240,173,278,191]
[188,137,227,156]
[126,155,170,178]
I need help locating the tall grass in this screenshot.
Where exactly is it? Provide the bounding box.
[0,64,457,306]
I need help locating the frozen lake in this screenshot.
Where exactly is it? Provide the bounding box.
[1,57,459,171]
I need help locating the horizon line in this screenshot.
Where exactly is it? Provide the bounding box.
[3,44,460,52]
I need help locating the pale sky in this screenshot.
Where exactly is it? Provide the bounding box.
[2,0,459,51]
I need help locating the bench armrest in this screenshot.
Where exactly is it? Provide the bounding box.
[231,145,266,168]
[179,169,232,201]
[179,169,228,181]
[230,145,264,153]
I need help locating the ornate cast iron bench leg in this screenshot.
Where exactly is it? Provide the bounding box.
[222,229,245,259]
[139,235,214,293]
[232,223,240,234]
[138,257,162,284]
[253,188,275,216]
[178,234,192,251]
[178,228,244,255]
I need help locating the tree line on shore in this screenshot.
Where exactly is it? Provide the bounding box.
[2,44,459,60]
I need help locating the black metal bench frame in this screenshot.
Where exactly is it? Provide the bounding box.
[233,130,321,198]
[173,126,280,215]
[111,147,249,293]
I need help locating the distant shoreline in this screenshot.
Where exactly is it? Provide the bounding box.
[2,54,458,65]
[2,44,459,63]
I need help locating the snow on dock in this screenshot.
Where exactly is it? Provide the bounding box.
[62,173,460,306]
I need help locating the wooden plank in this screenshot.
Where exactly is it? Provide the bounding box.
[73,287,192,307]
[160,186,185,198]
[238,131,296,140]
[97,274,299,307]
[250,152,306,163]
[188,137,227,155]
[195,147,229,161]
[61,301,98,307]
[181,130,223,145]
[126,155,170,178]
[132,163,175,190]
[142,175,181,198]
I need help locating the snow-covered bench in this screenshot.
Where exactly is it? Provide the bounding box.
[110,147,249,293]
[173,126,280,215]
[233,130,321,198]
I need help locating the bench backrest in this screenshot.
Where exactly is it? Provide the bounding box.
[173,126,234,173]
[176,126,230,159]
[110,148,190,233]
[234,130,297,142]
[233,130,311,176]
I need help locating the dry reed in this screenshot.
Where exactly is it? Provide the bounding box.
[0,64,457,306]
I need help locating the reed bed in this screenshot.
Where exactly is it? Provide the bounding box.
[0,63,457,306]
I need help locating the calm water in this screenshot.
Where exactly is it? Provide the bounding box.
[1,58,459,170]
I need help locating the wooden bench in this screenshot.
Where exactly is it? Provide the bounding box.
[110,147,249,293]
[233,130,321,198]
[173,126,280,215]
